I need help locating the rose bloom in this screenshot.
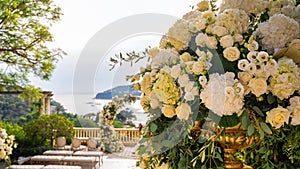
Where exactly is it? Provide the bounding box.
[180,52,194,62]
[195,33,207,47]
[171,64,181,79]
[290,105,300,125]
[141,73,152,95]
[266,106,290,129]
[162,105,176,118]
[206,36,218,49]
[233,34,244,44]
[176,103,192,120]
[148,47,159,58]
[220,35,234,48]
[197,0,210,11]
[211,25,228,37]
[248,78,268,97]
[192,61,205,75]
[223,47,240,61]
[289,39,300,50]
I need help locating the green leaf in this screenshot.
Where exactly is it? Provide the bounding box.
[267,94,276,104]
[219,114,239,127]
[241,110,250,130]
[150,123,158,132]
[253,106,264,117]
[247,124,255,136]
[260,122,273,134]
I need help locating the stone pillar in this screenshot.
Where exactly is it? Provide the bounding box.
[40,91,53,115]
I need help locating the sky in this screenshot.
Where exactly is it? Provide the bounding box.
[30,0,201,96]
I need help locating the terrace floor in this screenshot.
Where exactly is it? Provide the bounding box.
[101,146,140,169]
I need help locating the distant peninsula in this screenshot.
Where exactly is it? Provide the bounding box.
[95,85,141,100]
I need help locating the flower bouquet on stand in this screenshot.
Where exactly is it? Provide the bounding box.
[111,0,300,168]
[0,128,17,168]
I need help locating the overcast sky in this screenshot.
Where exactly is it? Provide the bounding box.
[30,0,202,96]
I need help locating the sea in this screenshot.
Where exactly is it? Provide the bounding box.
[53,94,148,126]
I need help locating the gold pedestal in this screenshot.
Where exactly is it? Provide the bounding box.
[216,123,257,169]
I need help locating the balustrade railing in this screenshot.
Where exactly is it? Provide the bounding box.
[73,127,140,145]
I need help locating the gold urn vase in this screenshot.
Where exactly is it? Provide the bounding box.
[216,123,257,169]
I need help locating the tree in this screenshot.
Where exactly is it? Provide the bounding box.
[50,99,66,114]
[0,0,64,91]
[23,114,74,147]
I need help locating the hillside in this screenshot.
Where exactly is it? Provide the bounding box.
[95,85,141,99]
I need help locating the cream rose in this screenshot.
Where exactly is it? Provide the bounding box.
[248,78,268,97]
[206,36,218,49]
[171,64,181,79]
[266,106,290,129]
[148,47,159,58]
[211,25,228,37]
[162,105,176,118]
[220,35,234,48]
[223,47,240,61]
[180,52,194,62]
[141,73,152,95]
[176,103,192,120]
[192,61,205,75]
[197,0,210,11]
[289,39,300,50]
[233,34,244,44]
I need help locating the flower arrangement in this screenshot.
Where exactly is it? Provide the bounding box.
[0,128,17,166]
[98,94,136,153]
[111,0,300,168]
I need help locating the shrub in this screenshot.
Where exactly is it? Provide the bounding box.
[113,120,124,128]
[23,114,74,147]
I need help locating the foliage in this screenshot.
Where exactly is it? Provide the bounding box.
[116,108,137,127]
[112,0,300,168]
[0,94,30,122]
[23,114,74,147]
[50,99,66,114]
[73,117,98,128]
[0,0,65,91]
[113,120,124,128]
[101,94,137,125]
[245,125,300,168]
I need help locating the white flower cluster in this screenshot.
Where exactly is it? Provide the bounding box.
[200,72,244,116]
[268,0,299,19]
[238,51,277,97]
[269,57,300,100]
[219,0,269,15]
[214,9,250,35]
[254,14,300,53]
[167,19,191,51]
[288,96,300,125]
[0,128,16,160]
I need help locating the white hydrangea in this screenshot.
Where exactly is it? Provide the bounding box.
[269,57,300,100]
[167,19,192,51]
[219,0,269,15]
[215,9,250,35]
[150,49,179,68]
[200,72,244,116]
[254,14,299,53]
